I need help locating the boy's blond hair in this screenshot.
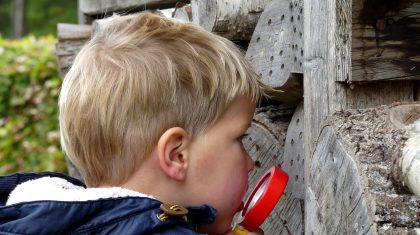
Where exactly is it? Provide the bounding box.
[59,13,265,186]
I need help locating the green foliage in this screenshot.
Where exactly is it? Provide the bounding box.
[25,0,78,37]
[0,35,67,174]
[0,0,77,38]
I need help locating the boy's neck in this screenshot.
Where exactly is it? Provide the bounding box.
[120,152,189,206]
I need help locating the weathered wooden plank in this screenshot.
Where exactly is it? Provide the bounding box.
[79,0,189,16]
[245,0,303,102]
[243,104,305,235]
[55,39,89,56]
[303,0,350,202]
[350,0,420,82]
[190,0,271,41]
[55,24,92,78]
[57,23,91,40]
[344,80,414,109]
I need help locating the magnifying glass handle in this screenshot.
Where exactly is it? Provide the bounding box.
[232,225,248,235]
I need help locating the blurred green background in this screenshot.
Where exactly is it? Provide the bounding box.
[0,0,78,175]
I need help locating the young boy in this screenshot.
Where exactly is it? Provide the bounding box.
[0,13,266,235]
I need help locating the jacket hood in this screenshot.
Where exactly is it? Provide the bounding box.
[6,176,154,205]
[0,173,216,235]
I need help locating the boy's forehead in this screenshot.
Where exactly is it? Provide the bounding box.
[223,96,255,123]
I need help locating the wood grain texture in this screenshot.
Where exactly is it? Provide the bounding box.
[314,104,420,234]
[303,0,349,192]
[57,23,92,40]
[303,4,416,230]
[243,104,305,235]
[344,80,414,109]
[55,23,92,77]
[245,0,304,89]
[351,0,420,82]
[282,102,305,199]
[306,126,374,235]
[79,0,188,16]
[191,0,270,41]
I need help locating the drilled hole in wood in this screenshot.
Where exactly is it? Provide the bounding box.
[269,70,272,76]
[291,139,295,146]
[295,175,299,181]
[299,132,303,139]
[254,160,261,168]
[294,27,296,33]
[259,73,262,77]
[281,64,284,69]
[291,16,294,22]
[279,50,283,56]
[300,8,303,14]
[295,2,297,7]
[256,37,260,42]
[328,151,333,161]
[289,3,293,10]
[281,14,284,20]
[290,159,294,166]
[300,62,302,67]
[270,55,274,61]
[297,154,301,162]
[268,19,272,25]
[294,57,297,62]
[296,118,300,124]
[298,15,301,21]
[299,32,303,38]
[301,49,304,56]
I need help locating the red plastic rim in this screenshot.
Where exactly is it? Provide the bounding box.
[238,165,289,231]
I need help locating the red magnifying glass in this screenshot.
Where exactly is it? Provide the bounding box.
[233,165,289,234]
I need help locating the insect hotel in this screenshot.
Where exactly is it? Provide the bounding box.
[56,0,420,234]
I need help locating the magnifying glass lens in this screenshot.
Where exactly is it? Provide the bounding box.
[244,178,269,216]
[237,166,289,232]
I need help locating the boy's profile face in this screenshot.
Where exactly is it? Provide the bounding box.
[185,95,256,234]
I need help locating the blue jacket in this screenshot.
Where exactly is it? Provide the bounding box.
[0,172,217,235]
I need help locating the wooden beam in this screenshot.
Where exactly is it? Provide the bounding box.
[79,0,189,16]
[191,0,271,41]
[55,23,92,77]
[351,0,420,82]
[303,0,350,172]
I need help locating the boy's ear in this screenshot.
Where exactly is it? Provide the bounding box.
[157,127,190,181]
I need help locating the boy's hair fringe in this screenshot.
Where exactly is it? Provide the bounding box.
[59,12,266,186]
